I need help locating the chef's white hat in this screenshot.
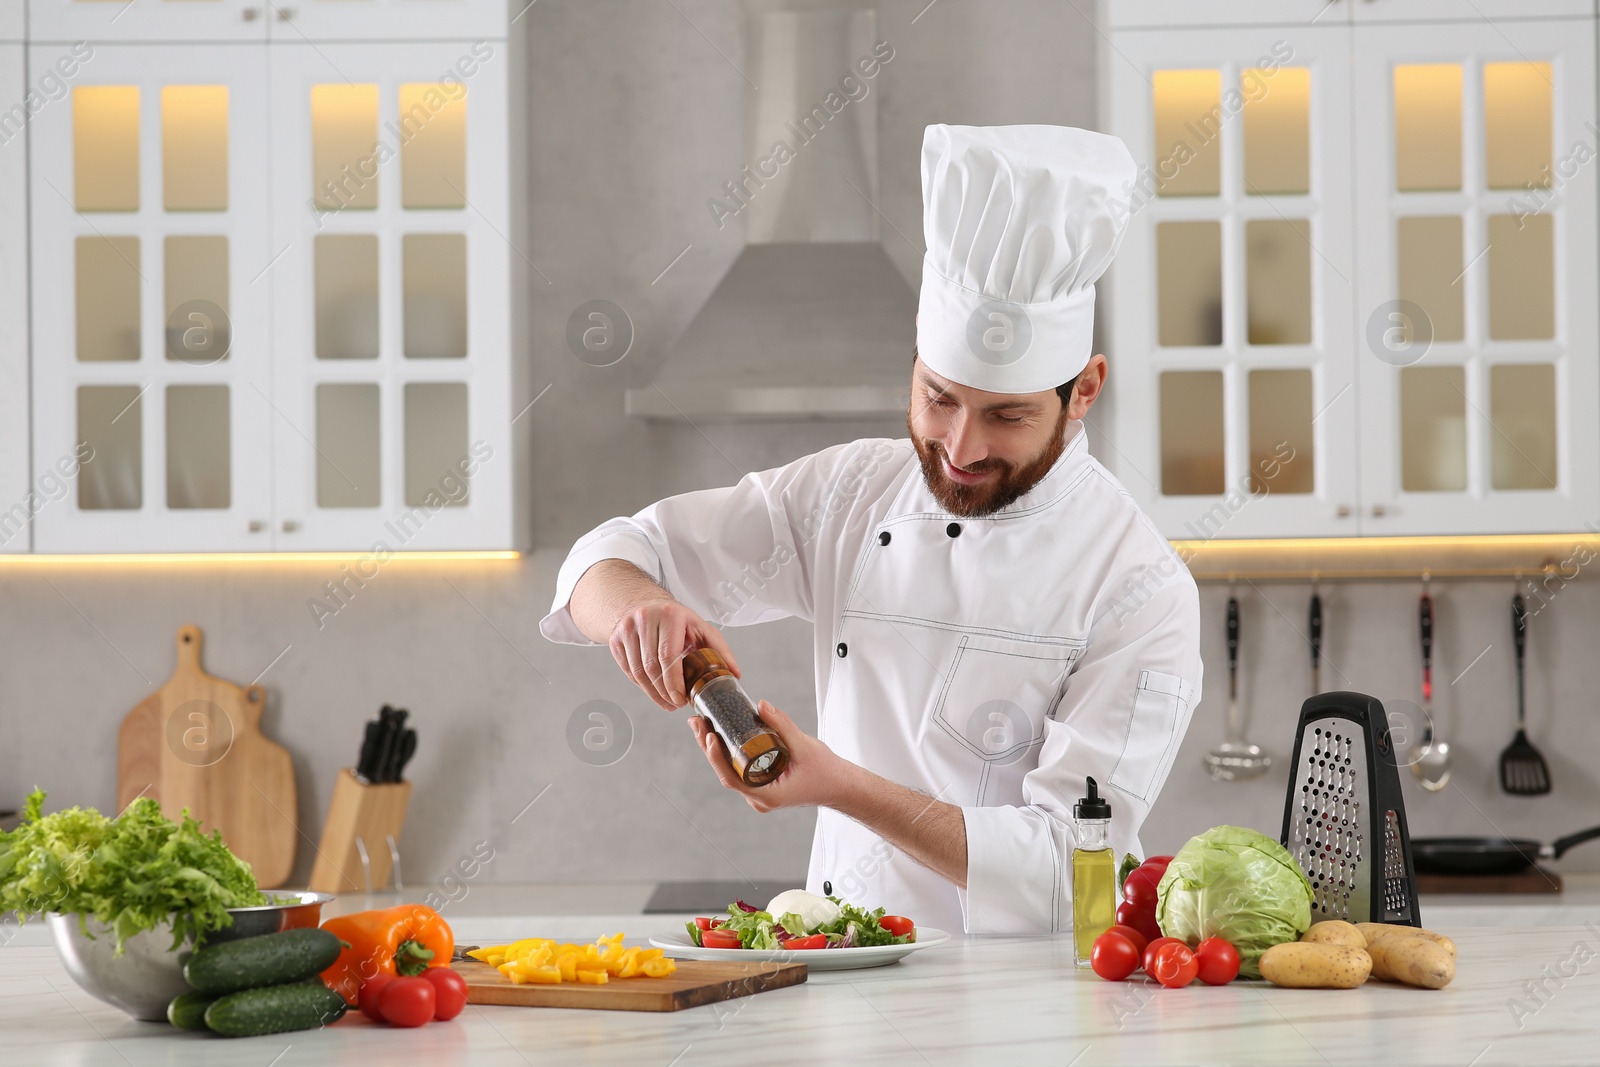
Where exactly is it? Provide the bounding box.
[917,124,1137,395]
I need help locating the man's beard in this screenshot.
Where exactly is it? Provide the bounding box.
[908,405,1071,518]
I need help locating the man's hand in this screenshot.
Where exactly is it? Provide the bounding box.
[611,600,741,711]
[688,701,853,813]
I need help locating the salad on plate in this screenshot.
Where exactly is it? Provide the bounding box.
[686,889,916,951]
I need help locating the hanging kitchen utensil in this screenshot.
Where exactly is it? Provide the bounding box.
[1411,825,1600,876]
[1308,585,1322,696]
[1500,594,1551,795]
[1204,592,1271,781]
[1411,587,1451,792]
[1280,691,1421,927]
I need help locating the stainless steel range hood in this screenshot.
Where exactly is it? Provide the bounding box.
[626,7,915,422]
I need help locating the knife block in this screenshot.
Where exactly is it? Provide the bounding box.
[308,768,412,894]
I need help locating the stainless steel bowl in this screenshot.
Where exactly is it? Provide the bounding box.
[49,891,335,1021]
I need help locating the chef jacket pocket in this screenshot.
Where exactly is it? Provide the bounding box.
[932,632,1081,764]
[1110,670,1193,801]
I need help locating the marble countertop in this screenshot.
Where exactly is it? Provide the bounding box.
[8,903,1600,1066]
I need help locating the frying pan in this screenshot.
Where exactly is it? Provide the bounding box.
[1411,825,1600,876]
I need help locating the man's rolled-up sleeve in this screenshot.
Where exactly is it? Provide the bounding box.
[960,554,1203,934]
[539,441,884,646]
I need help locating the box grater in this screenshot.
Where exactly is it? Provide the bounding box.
[1279,691,1421,927]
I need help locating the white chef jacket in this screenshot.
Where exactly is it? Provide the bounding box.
[540,422,1202,935]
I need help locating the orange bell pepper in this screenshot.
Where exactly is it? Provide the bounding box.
[320,904,455,1005]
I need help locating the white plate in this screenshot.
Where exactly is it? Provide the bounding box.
[648,928,951,971]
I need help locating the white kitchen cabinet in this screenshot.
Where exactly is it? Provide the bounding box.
[272,0,511,42]
[267,42,514,550]
[1104,26,1360,539]
[27,0,271,44]
[1104,16,1598,538]
[1350,1,1594,22]
[1351,19,1600,534]
[25,39,518,553]
[0,45,29,553]
[28,43,278,552]
[0,6,23,41]
[1103,1,1343,30]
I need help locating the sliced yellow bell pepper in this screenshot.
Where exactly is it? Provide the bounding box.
[576,969,609,984]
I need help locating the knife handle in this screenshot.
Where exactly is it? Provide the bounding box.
[1309,593,1322,668]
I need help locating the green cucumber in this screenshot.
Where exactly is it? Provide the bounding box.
[167,991,218,1030]
[183,928,343,995]
[203,979,348,1038]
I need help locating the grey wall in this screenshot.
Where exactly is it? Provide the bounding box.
[6,1,1599,895]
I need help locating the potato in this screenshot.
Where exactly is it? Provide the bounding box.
[1367,935,1455,989]
[1354,923,1457,958]
[1301,921,1366,950]
[1259,942,1372,989]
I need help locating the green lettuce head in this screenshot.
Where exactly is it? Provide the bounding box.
[1155,825,1314,979]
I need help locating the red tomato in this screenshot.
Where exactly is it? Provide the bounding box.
[701,929,742,950]
[1146,855,1174,866]
[421,967,469,1020]
[1090,931,1140,981]
[694,917,716,931]
[785,934,828,950]
[1149,942,1199,989]
[379,976,436,1028]
[1115,900,1162,945]
[1142,936,1185,975]
[358,973,395,1023]
[1195,937,1241,986]
[1122,866,1161,911]
[1105,924,1147,955]
[880,915,915,938]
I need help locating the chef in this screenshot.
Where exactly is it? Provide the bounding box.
[540,124,1203,936]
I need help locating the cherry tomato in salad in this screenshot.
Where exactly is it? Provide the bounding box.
[1194,937,1241,986]
[784,934,828,950]
[1141,936,1185,975]
[880,915,915,938]
[358,973,395,1023]
[421,967,469,1020]
[1149,942,1199,989]
[378,976,436,1027]
[1090,931,1140,981]
[1105,924,1148,955]
[693,916,724,931]
[701,928,742,950]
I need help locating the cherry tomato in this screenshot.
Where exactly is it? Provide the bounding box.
[784,934,827,950]
[1142,936,1185,975]
[358,973,395,1023]
[1149,942,1199,989]
[701,928,743,950]
[1090,931,1141,981]
[880,915,915,938]
[421,967,469,1020]
[1195,937,1241,986]
[1116,900,1162,945]
[379,976,436,1028]
[1122,866,1161,911]
[1105,924,1148,955]
[694,916,716,930]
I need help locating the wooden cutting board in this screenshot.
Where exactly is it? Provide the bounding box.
[116,625,297,888]
[453,958,807,1012]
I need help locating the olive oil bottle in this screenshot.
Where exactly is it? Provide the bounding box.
[1071,776,1115,966]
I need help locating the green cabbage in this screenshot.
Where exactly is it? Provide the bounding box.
[1155,825,1314,979]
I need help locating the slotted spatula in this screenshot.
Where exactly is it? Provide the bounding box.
[1500,594,1551,796]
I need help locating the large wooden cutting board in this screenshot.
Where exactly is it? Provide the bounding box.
[116,625,297,888]
[453,958,807,1012]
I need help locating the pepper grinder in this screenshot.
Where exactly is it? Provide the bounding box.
[681,648,790,786]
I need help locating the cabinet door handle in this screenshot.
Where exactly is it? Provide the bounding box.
[248,520,265,533]
[1336,504,1352,518]
[1371,504,1387,518]
[242,6,260,20]
[276,6,295,19]
[282,520,301,533]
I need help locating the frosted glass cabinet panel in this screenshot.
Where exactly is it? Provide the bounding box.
[29,44,275,552]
